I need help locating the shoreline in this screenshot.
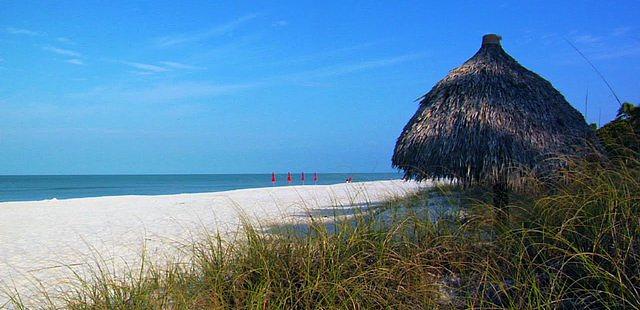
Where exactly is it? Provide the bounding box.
[0,180,401,205]
[0,179,426,304]
[0,173,403,203]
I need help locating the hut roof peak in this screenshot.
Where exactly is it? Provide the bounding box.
[482,34,502,46]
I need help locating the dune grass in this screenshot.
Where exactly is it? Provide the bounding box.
[5,154,639,309]
[466,154,640,308]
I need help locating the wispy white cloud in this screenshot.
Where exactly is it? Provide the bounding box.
[120,60,202,74]
[121,61,169,73]
[590,44,640,60]
[563,29,640,61]
[5,27,39,36]
[74,52,422,104]
[56,37,76,44]
[153,13,259,47]
[257,41,384,68]
[43,45,82,57]
[572,34,602,45]
[272,20,288,27]
[556,36,640,65]
[132,82,262,102]
[612,27,632,37]
[72,81,262,103]
[281,53,426,81]
[42,45,87,66]
[130,71,156,76]
[158,61,203,70]
[66,59,84,65]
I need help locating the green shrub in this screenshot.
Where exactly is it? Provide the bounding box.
[597,102,639,161]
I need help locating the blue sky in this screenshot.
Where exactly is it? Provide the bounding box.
[1,1,639,174]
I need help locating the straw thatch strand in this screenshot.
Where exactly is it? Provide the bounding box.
[392,34,597,189]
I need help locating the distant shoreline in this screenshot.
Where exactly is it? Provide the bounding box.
[0,178,406,204]
[0,173,403,203]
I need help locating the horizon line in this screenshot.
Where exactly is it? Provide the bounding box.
[0,172,401,177]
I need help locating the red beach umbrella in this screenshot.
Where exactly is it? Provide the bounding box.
[301,172,306,184]
[271,172,277,184]
[287,172,292,184]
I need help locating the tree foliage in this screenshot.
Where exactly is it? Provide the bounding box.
[596,102,640,160]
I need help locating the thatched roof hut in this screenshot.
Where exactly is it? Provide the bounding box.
[392,34,596,189]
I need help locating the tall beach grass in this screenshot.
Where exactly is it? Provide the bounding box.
[4,153,639,309]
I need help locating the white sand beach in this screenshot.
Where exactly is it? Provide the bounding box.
[0,180,424,305]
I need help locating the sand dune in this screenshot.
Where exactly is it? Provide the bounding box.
[0,180,425,305]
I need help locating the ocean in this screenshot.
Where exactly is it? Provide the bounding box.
[0,173,403,202]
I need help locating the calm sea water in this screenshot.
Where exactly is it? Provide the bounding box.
[0,173,403,202]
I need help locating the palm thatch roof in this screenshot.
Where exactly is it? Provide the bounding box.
[392,34,596,188]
